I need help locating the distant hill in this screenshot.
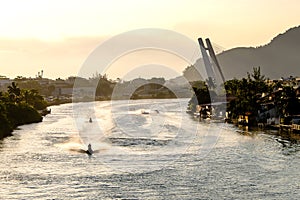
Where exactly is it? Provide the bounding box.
[216,26,300,80]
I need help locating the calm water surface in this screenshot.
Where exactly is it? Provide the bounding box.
[0,99,299,199]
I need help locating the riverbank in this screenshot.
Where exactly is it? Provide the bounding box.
[1,96,116,139]
[0,82,47,140]
[0,103,43,140]
[0,99,73,140]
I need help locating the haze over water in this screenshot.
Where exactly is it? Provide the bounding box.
[0,99,299,199]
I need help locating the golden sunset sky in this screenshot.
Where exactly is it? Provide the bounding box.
[0,0,299,79]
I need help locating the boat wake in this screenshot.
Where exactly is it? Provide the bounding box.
[109,137,171,147]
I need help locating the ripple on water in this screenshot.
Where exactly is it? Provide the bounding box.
[0,100,299,199]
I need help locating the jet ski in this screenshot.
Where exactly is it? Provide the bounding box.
[69,143,99,155]
[86,143,93,155]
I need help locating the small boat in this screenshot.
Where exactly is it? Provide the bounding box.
[141,109,150,114]
[40,108,51,116]
[86,143,93,155]
[69,143,100,156]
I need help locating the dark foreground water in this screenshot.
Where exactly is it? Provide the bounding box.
[0,99,299,199]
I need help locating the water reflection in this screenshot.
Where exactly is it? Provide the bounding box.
[0,100,299,199]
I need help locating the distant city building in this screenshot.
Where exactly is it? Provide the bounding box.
[0,76,12,91]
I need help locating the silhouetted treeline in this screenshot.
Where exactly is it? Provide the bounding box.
[0,82,47,139]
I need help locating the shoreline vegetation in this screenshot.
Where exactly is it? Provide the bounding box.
[1,67,299,140]
[188,66,300,134]
[0,76,177,140]
[0,82,47,139]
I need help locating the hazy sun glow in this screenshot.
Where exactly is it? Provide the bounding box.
[104,49,190,80]
[0,0,300,79]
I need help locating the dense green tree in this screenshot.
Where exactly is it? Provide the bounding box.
[21,89,47,110]
[188,81,214,112]
[225,67,271,119]
[95,74,115,97]
[7,82,21,103]
[277,86,300,116]
[0,82,44,139]
[0,102,12,138]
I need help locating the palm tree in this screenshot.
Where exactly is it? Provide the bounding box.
[7,82,21,103]
[8,82,21,96]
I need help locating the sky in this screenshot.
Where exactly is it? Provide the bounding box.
[0,0,299,80]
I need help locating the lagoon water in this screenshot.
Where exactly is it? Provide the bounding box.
[0,99,299,199]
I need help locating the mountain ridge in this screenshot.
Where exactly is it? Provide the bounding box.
[214,25,300,80]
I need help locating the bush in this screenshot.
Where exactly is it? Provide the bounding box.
[5,103,42,128]
[0,113,13,139]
